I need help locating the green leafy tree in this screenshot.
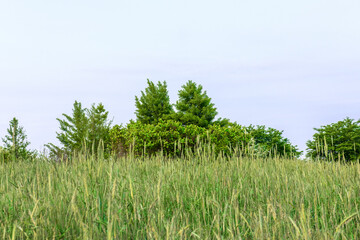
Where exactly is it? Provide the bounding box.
[2,117,32,160]
[174,80,218,128]
[246,125,301,158]
[211,117,231,127]
[306,117,360,162]
[109,120,252,157]
[135,79,174,124]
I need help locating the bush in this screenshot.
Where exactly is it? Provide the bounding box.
[110,120,252,157]
[306,117,360,162]
[207,123,252,156]
[109,120,302,159]
[245,125,301,158]
[110,120,203,157]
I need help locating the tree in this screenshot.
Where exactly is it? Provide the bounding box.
[2,117,32,160]
[135,79,174,124]
[306,117,360,162]
[46,101,112,159]
[246,125,301,158]
[109,119,251,157]
[87,103,112,156]
[51,101,89,153]
[211,117,231,127]
[174,80,218,128]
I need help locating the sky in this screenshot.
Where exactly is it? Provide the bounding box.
[1,0,360,155]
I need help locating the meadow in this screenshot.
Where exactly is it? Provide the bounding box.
[0,149,359,239]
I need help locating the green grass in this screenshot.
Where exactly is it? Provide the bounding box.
[0,151,359,239]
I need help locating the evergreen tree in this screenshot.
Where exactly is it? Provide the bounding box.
[306,117,360,162]
[174,80,217,128]
[46,101,113,159]
[88,103,112,156]
[2,117,31,160]
[46,101,89,155]
[135,79,174,124]
[58,101,89,152]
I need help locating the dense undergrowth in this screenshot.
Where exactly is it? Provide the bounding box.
[109,119,301,159]
[0,148,359,239]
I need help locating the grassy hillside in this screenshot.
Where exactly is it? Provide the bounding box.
[0,152,359,239]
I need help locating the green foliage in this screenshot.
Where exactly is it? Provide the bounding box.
[174,80,218,128]
[306,117,360,162]
[110,120,251,157]
[0,146,11,163]
[246,125,302,158]
[110,120,301,159]
[211,117,232,127]
[46,101,112,159]
[1,117,32,160]
[53,101,89,153]
[135,79,174,124]
[110,120,204,157]
[87,103,112,156]
[206,123,252,156]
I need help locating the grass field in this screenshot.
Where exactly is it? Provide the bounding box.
[0,150,359,239]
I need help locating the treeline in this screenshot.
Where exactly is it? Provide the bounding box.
[1,80,359,162]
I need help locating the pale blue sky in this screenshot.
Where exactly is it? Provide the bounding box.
[1,0,360,154]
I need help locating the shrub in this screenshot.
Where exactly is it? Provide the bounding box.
[246,125,301,158]
[110,120,252,157]
[207,123,252,156]
[306,117,360,162]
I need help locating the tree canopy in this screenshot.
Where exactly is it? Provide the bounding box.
[46,101,112,160]
[135,79,174,124]
[87,103,112,155]
[0,80,316,162]
[246,125,302,158]
[174,80,218,128]
[306,117,360,162]
[2,117,32,160]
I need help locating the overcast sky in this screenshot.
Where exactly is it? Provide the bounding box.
[1,0,360,154]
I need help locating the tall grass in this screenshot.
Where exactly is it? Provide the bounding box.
[0,147,359,239]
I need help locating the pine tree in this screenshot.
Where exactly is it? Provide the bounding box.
[47,101,89,154]
[88,103,112,155]
[135,79,174,124]
[46,101,113,159]
[2,117,31,160]
[174,80,218,128]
